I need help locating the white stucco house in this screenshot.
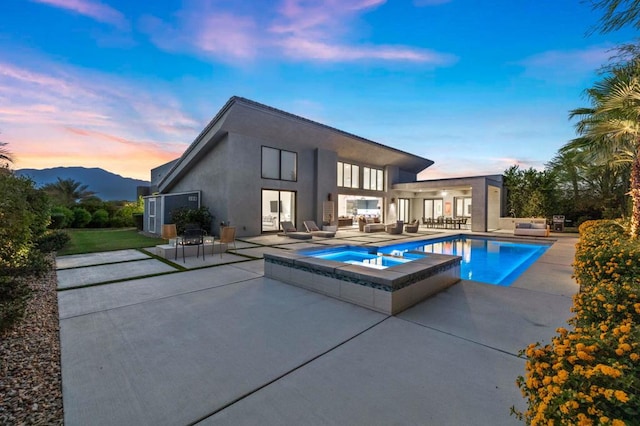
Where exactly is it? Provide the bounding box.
[143,96,504,238]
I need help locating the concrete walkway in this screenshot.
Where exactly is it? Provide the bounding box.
[57,232,578,425]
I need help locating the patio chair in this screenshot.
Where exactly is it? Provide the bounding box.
[219,226,236,257]
[279,221,312,240]
[404,219,419,233]
[161,224,177,240]
[386,220,404,235]
[303,220,335,238]
[175,228,205,263]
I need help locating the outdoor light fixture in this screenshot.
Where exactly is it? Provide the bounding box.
[441,190,447,196]
[390,198,396,204]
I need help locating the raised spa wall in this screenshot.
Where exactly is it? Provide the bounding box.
[264,248,461,315]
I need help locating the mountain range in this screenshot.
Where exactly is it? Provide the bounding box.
[16,167,150,201]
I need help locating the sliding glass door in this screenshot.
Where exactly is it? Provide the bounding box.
[398,198,410,222]
[262,190,296,233]
[423,199,443,219]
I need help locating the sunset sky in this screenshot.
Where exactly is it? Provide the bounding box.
[1,0,636,181]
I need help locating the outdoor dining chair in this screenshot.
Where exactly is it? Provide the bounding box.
[219,226,236,257]
[175,228,206,263]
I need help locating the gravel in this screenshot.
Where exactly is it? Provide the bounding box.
[0,256,63,425]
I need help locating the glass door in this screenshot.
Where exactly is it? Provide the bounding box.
[262,190,296,233]
[398,198,410,222]
[424,199,443,219]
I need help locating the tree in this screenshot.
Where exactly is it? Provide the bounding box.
[568,59,640,237]
[42,177,97,207]
[589,0,640,33]
[0,141,12,164]
[503,165,558,219]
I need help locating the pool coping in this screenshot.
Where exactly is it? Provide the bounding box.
[264,246,462,315]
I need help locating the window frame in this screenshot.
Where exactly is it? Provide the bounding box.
[261,146,298,182]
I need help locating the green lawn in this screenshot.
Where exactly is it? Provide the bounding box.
[58,228,165,255]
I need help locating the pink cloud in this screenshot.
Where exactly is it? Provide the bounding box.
[1,60,200,180]
[517,46,613,83]
[140,0,454,65]
[279,37,456,63]
[30,0,129,29]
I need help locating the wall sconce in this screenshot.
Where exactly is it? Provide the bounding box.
[390,198,396,204]
[441,190,447,197]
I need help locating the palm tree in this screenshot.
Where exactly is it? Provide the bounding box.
[568,59,640,237]
[589,0,640,33]
[0,141,12,164]
[42,178,97,206]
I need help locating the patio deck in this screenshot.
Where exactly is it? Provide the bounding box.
[57,228,578,425]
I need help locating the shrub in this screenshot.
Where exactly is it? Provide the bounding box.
[514,220,640,425]
[49,205,74,229]
[91,208,110,228]
[71,207,92,228]
[35,230,70,253]
[171,206,213,234]
[0,276,31,334]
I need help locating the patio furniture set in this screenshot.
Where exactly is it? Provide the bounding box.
[422,217,468,230]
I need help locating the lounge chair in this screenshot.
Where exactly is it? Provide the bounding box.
[386,220,404,235]
[279,221,312,240]
[303,220,335,238]
[404,220,419,233]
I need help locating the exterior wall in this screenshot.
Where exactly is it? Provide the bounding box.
[315,148,338,224]
[487,185,501,230]
[471,181,488,232]
[162,132,336,237]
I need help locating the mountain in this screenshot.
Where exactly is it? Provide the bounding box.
[16,167,150,201]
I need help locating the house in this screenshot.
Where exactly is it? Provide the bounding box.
[143,97,504,237]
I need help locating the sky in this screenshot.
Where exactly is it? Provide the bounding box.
[0,0,637,181]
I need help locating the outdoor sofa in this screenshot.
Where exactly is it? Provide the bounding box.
[514,222,550,237]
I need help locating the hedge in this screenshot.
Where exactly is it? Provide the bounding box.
[514,220,639,425]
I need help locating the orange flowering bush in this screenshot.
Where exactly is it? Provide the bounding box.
[514,220,640,425]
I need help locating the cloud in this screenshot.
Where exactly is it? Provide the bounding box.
[140,0,455,65]
[0,60,200,180]
[30,0,129,29]
[516,45,613,83]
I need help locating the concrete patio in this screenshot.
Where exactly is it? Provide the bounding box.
[57,230,579,425]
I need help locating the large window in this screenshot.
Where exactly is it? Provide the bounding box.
[337,162,359,188]
[455,197,472,217]
[262,146,297,181]
[363,167,384,191]
[424,199,443,219]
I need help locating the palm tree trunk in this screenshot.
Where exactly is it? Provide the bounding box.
[631,144,640,238]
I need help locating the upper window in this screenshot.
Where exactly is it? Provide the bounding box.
[363,167,384,191]
[262,146,297,181]
[337,162,359,188]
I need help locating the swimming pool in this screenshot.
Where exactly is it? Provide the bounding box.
[314,248,412,269]
[378,236,550,286]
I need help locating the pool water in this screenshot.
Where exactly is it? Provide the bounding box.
[378,236,550,286]
[316,250,410,269]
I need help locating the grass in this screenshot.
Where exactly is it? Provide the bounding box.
[58,228,165,255]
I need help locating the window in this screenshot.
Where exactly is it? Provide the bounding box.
[363,167,384,191]
[337,162,359,188]
[455,197,472,217]
[262,146,297,181]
